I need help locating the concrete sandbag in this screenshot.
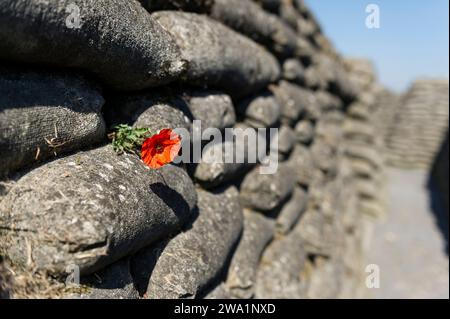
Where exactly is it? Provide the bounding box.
[145,187,243,299]
[240,163,296,212]
[0,67,105,177]
[78,258,139,299]
[183,91,236,131]
[237,92,281,129]
[153,11,280,98]
[0,146,197,275]
[254,230,308,298]
[270,81,306,125]
[225,210,274,298]
[210,0,299,59]
[275,187,307,235]
[0,0,186,91]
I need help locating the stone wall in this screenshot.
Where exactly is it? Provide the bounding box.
[0,0,386,299]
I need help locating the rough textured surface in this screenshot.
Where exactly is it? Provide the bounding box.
[255,230,308,299]
[153,11,280,98]
[225,210,274,298]
[144,187,243,299]
[210,0,299,59]
[0,67,105,177]
[237,92,281,128]
[0,0,186,91]
[79,258,139,299]
[275,187,307,235]
[240,163,296,212]
[183,91,236,131]
[0,146,197,275]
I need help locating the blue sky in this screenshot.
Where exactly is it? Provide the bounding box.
[305,0,449,92]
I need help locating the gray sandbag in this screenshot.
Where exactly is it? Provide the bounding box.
[139,0,213,12]
[240,162,296,212]
[282,59,305,84]
[343,119,375,143]
[0,146,197,275]
[153,11,280,98]
[277,125,296,158]
[294,120,315,144]
[183,91,236,131]
[344,143,383,169]
[254,230,308,299]
[210,0,299,59]
[226,210,274,298]
[294,209,337,256]
[287,144,315,187]
[275,187,307,235]
[237,92,281,128]
[270,81,306,125]
[0,0,186,91]
[310,141,338,174]
[78,259,139,299]
[145,187,243,299]
[315,91,343,111]
[107,92,191,136]
[0,68,105,177]
[193,124,267,188]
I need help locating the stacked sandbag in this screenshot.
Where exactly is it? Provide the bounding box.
[343,58,388,220]
[0,0,386,299]
[385,79,449,169]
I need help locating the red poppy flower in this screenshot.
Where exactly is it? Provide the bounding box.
[141,129,182,169]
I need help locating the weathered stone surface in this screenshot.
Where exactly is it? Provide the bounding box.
[237,92,281,128]
[0,146,197,275]
[345,143,383,169]
[275,187,307,235]
[226,210,274,298]
[0,0,186,91]
[295,120,315,144]
[153,12,280,98]
[254,230,308,298]
[0,67,105,177]
[270,81,306,125]
[211,0,299,59]
[145,187,243,299]
[310,141,338,174]
[282,59,305,84]
[287,144,315,187]
[79,258,139,299]
[183,91,236,131]
[295,208,338,257]
[240,163,296,212]
[140,0,213,12]
[343,119,375,143]
[108,93,190,134]
[315,91,343,111]
[277,125,296,157]
[193,125,266,188]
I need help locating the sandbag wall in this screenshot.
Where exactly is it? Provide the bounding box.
[385,79,449,170]
[0,0,385,299]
